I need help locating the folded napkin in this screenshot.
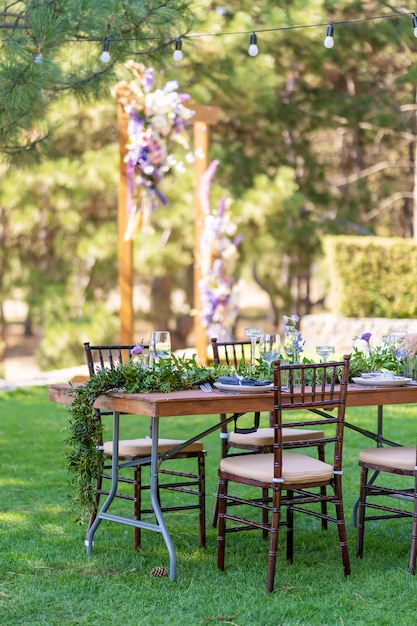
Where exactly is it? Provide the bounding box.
[217,376,271,386]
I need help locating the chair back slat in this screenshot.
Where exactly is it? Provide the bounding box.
[84,342,149,377]
[273,356,350,477]
[211,337,251,367]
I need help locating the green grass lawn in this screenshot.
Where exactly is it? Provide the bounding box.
[1,386,417,625]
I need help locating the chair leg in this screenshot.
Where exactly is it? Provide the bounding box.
[286,489,294,564]
[318,444,328,530]
[211,487,219,528]
[409,472,417,574]
[267,487,282,593]
[262,487,269,539]
[198,453,206,548]
[356,465,368,558]
[133,465,141,551]
[217,473,227,571]
[334,476,350,576]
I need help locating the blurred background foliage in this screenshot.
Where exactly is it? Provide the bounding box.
[1,1,417,368]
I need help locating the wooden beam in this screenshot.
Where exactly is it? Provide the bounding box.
[117,102,134,344]
[193,120,210,364]
[190,104,222,364]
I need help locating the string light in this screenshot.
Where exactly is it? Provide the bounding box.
[323,24,334,49]
[173,38,183,62]
[100,39,111,63]
[412,14,417,38]
[248,32,259,57]
[88,11,414,63]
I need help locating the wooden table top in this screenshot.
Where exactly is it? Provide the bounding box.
[48,382,417,418]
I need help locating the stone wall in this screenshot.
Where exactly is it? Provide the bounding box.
[300,314,417,355]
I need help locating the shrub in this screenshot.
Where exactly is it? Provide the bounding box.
[324,235,417,318]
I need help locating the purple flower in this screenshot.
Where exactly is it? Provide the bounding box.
[142,67,155,92]
[131,345,143,355]
[361,332,372,342]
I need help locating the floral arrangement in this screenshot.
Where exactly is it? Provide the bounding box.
[198,160,242,340]
[349,331,397,377]
[113,61,195,240]
[282,314,305,363]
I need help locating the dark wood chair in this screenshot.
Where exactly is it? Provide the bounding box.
[84,341,206,550]
[217,356,351,593]
[356,445,417,573]
[210,337,328,528]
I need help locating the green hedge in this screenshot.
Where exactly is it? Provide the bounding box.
[324,235,417,318]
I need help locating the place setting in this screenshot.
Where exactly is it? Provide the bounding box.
[212,331,280,393]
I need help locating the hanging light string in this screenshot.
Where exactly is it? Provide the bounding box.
[54,10,416,60]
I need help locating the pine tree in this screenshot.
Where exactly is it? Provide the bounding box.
[0,0,192,163]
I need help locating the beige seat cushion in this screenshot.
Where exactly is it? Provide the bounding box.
[220,451,333,484]
[104,438,204,457]
[229,427,325,447]
[359,446,416,471]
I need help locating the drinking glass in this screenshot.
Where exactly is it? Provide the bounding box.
[316,345,336,362]
[150,331,171,361]
[244,327,264,365]
[259,333,281,366]
[389,332,408,375]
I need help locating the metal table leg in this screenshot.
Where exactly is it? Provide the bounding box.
[85,410,121,554]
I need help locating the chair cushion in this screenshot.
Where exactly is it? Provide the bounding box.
[220,451,333,484]
[103,438,204,457]
[359,446,417,471]
[229,427,325,447]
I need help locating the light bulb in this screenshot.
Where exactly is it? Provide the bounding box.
[413,15,417,38]
[324,24,334,49]
[100,40,110,63]
[173,38,183,61]
[248,32,258,57]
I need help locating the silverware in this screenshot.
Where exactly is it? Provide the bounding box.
[199,383,241,395]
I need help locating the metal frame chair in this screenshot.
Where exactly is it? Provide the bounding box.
[217,356,351,593]
[84,341,206,550]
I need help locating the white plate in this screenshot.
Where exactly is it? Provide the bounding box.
[213,382,274,393]
[352,376,412,387]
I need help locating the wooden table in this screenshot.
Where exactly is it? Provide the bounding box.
[49,382,417,580]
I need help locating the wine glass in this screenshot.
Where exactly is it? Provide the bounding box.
[259,333,281,370]
[389,332,408,375]
[244,327,264,365]
[316,345,336,362]
[150,331,171,362]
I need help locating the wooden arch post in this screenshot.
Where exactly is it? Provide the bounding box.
[188,103,222,363]
[117,101,221,361]
[117,102,134,345]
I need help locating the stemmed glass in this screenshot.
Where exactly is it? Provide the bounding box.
[259,333,281,371]
[316,345,336,362]
[150,331,171,362]
[244,327,264,365]
[389,332,407,375]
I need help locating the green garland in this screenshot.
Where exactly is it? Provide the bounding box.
[65,353,220,521]
[348,344,398,378]
[66,348,397,520]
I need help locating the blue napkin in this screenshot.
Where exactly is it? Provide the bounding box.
[217,376,271,386]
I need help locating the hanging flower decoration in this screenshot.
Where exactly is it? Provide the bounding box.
[113,61,194,240]
[198,160,242,341]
